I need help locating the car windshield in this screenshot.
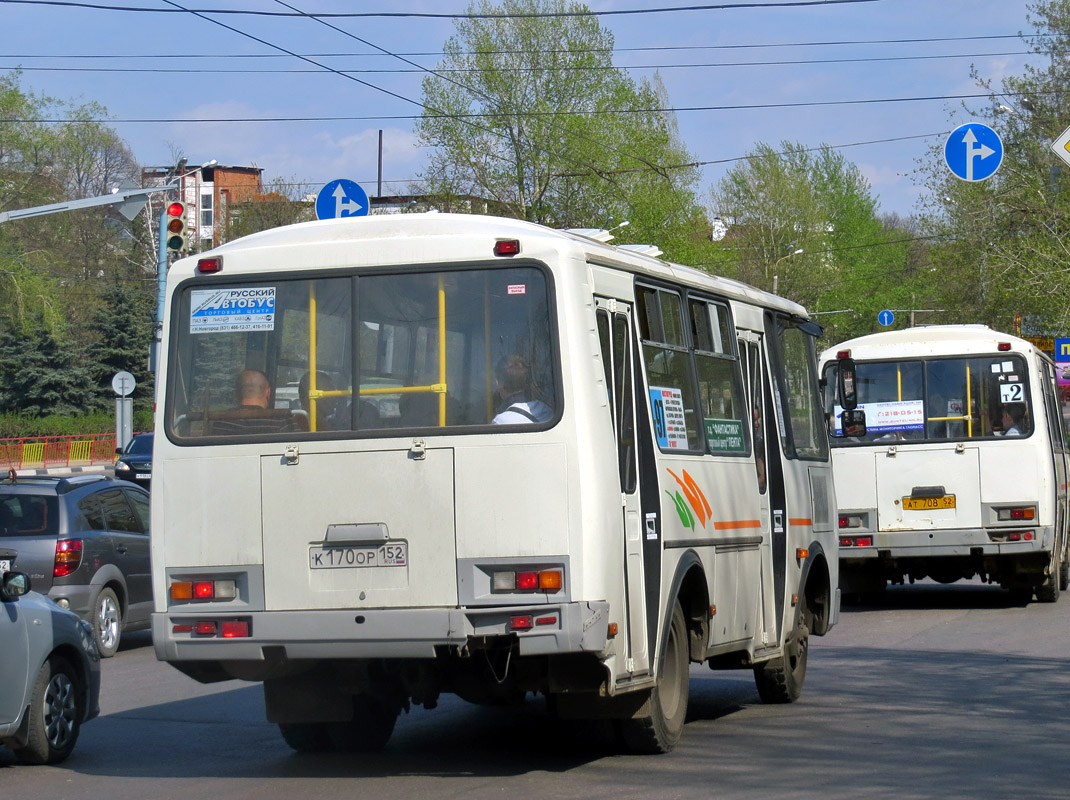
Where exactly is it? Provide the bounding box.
[125,435,153,456]
[0,494,60,537]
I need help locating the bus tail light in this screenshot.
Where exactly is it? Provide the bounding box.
[53,539,83,577]
[197,256,223,274]
[839,513,865,529]
[997,506,1035,521]
[177,619,251,638]
[510,615,533,630]
[493,239,520,257]
[840,536,873,548]
[491,567,565,594]
[170,578,238,602]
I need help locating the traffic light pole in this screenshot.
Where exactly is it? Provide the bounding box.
[152,205,170,373]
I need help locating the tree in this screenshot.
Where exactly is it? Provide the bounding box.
[83,283,156,414]
[0,323,93,416]
[709,142,913,340]
[226,176,315,241]
[416,0,705,261]
[917,0,1070,333]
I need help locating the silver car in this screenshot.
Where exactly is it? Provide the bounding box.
[0,551,101,764]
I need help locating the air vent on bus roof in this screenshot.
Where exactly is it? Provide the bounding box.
[618,244,663,258]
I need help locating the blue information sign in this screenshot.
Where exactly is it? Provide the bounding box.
[1055,338,1070,363]
[944,123,1004,182]
[315,179,369,220]
[878,309,895,327]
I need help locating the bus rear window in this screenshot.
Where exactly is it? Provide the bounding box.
[825,355,1032,443]
[167,266,557,440]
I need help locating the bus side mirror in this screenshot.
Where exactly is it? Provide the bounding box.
[837,355,858,410]
[840,408,867,437]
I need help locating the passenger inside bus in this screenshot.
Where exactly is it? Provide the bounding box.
[1000,402,1027,436]
[205,369,306,435]
[492,354,553,424]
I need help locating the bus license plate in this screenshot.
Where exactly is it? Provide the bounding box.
[0,558,9,573]
[903,495,956,511]
[309,542,407,569]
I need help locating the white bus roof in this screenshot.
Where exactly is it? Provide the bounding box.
[177,212,809,319]
[821,324,1041,362]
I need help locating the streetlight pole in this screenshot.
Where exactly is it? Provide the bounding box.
[771,248,804,295]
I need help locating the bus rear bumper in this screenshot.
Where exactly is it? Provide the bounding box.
[839,527,1053,560]
[152,600,611,665]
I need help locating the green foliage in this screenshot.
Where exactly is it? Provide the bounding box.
[0,323,93,416]
[84,282,156,413]
[0,409,152,439]
[709,142,914,341]
[226,176,316,240]
[916,0,1070,334]
[416,0,705,259]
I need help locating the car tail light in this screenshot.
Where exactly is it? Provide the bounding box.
[53,539,83,577]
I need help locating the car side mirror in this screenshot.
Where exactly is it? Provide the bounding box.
[1,570,31,601]
[840,408,867,437]
[115,448,123,457]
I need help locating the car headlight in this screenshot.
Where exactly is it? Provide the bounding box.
[115,461,130,472]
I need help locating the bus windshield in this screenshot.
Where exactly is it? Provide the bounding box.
[824,354,1033,444]
[166,265,557,440]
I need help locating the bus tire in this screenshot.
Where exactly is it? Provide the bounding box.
[278,722,331,753]
[326,694,399,752]
[616,602,689,754]
[753,602,809,704]
[1037,558,1061,604]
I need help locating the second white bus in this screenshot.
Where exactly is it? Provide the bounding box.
[821,325,1069,602]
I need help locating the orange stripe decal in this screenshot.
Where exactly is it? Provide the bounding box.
[713,519,762,530]
[789,518,813,526]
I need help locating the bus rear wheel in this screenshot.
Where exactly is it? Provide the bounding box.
[754,602,809,704]
[616,602,690,754]
[326,694,400,752]
[1037,553,1062,603]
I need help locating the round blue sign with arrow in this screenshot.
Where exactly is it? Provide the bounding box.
[315,178,369,220]
[944,123,1004,182]
[878,309,895,327]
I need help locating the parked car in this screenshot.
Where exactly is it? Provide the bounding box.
[114,432,153,488]
[0,474,151,657]
[1,550,101,765]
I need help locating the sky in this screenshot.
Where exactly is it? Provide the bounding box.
[0,0,1044,218]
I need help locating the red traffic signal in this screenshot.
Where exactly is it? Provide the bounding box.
[165,201,187,252]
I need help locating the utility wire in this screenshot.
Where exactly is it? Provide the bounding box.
[0,0,883,19]
[0,50,1032,74]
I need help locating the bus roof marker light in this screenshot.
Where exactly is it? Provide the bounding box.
[493,239,520,257]
[998,342,1011,351]
[197,256,223,274]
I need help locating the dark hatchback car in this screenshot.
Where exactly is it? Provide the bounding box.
[114,432,153,488]
[0,474,151,658]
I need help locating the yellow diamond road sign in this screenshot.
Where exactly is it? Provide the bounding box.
[1051,124,1070,167]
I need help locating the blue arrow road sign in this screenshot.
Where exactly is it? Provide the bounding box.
[945,123,1004,182]
[315,179,369,220]
[878,309,895,327]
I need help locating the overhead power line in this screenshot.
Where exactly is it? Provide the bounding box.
[0,33,1049,60]
[7,91,1020,124]
[0,0,882,19]
[0,50,1032,75]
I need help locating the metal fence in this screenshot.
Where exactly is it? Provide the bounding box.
[0,433,118,470]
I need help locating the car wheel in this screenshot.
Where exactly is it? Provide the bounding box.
[13,657,83,765]
[93,587,122,657]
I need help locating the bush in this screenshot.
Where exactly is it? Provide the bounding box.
[0,411,154,439]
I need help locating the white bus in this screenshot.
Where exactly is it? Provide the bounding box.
[821,325,1070,602]
[152,212,847,754]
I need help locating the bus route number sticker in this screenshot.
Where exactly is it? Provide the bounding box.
[650,386,689,449]
[190,287,276,334]
[1000,383,1024,403]
[309,542,408,569]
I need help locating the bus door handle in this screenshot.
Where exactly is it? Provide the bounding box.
[285,444,300,465]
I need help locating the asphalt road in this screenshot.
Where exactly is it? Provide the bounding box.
[4,580,1070,799]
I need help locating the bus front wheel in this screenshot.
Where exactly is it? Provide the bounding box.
[616,602,690,754]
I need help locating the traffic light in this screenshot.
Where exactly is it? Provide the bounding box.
[165,201,187,252]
